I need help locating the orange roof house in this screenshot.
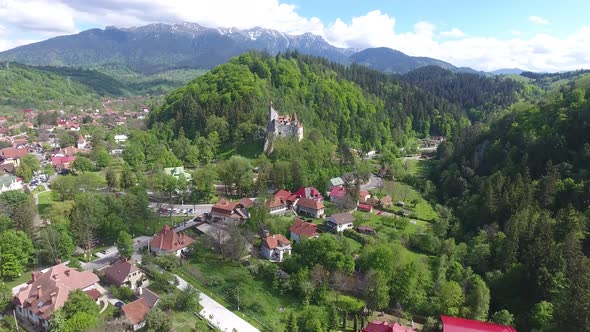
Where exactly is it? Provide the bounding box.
[149,225,194,257]
[289,218,319,242]
[13,263,100,329]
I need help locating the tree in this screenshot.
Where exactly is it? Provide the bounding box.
[0,230,33,279]
[21,154,40,172]
[490,310,515,326]
[174,286,199,311]
[365,270,390,311]
[145,309,172,332]
[16,162,33,182]
[62,289,100,319]
[70,193,101,259]
[0,190,35,237]
[44,163,56,176]
[93,147,111,169]
[530,301,553,330]
[436,280,464,316]
[106,167,119,190]
[37,224,75,265]
[116,230,134,258]
[285,311,299,332]
[0,281,9,309]
[464,275,490,321]
[72,156,94,173]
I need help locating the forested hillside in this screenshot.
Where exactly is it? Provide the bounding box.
[151,52,525,150]
[402,66,530,120]
[431,85,590,330]
[0,63,109,109]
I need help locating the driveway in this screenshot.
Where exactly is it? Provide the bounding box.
[174,275,260,332]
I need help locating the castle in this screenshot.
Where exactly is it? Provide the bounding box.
[264,102,303,153]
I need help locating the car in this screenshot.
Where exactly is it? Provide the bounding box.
[188,208,194,214]
[115,301,125,309]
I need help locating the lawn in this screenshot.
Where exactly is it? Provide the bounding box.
[37,190,56,216]
[372,180,438,221]
[4,270,33,290]
[171,311,205,332]
[218,141,262,160]
[403,159,429,178]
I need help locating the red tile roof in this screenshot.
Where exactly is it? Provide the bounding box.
[51,156,76,167]
[122,298,151,325]
[358,203,372,212]
[294,186,323,200]
[267,197,285,209]
[297,197,324,210]
[289,218,319,238]
[362,321,415,332]
[262,234,291,249]
[380,195,392,204]
[0,148,28,159]
[104,259,139,286]
[359,189,370,197]
[149,225,194,252]
[14,263,100,320]
[274,189,293,200]
[84,288,101,301]
[441,316,517,332]
[211,199,238,216]
[329,186,347,198]
[238,197,254,208]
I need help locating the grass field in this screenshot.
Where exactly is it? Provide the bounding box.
[219,141,262,160]
[373,180,437,221]
[36,190,56,216]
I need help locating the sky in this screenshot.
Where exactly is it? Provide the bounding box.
[0,0,589,72]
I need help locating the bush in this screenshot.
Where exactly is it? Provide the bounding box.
[343,229,368,245]
[156,253,180,271]
[110,286,136,302]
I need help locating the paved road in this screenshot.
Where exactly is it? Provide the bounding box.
[174,274,260,332]
[149,203,213,216]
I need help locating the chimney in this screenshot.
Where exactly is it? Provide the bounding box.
[65,269,70,277]
[36,286,42,299]
[50,292,57,304]
[138,287,143,296]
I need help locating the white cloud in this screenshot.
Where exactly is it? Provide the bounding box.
[0,1,588,72]
[529,16,550,25]
[511,29,522,36]
[441,28,465,38]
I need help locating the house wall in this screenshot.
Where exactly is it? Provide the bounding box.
[297,206,324,218]
[133,320,147,331]
[269,205,287,214]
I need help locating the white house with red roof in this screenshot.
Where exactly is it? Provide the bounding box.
[13,263,100,331]
[440,315,517,332]
[0,174,23,193]
[149,225,194,257]
[121,288,160,331]
[289,218,319,243]
[261,233,291,262]
[329,185,347,205]
[326,212,356,232]
[295,197,325,218]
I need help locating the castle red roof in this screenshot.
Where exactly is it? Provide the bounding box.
[441,316,517,332]
[149,225,194,252]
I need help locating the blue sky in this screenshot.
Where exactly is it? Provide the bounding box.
[0,0,589,71]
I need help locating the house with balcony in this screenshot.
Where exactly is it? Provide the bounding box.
[295,197,325,218]
[261,233,292,262]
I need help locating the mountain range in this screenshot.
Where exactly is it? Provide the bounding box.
[0,22,510,75]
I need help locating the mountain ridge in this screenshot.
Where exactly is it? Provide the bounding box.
[0,22,480,75]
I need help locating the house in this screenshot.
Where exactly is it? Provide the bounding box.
[359,189,371,203]
[274,189,299,206]
[0,116,7,124]
[210,199,250,223]
[51,156,77,172]
[114,134,128,143]
[84,288,102,304]
[296,197,325,218]
[238,197,254,209]
[66,123,80,131]
[329,185,347,202]
[121,288,160,331]
[76,134,87,150]
[362,321,415,332]
[289,218,319,243]
[380,195,393,207]
[54,146,79,156]
[267,197,288,214]
[357,203,373,213]
[294,186,324,200]
[0,174,22,192]
[23,109,35,119]
[103,259,145,290]
[164,166,192,182]
[149,225,194,257]
[440,315,517,332]
[261,233,292,262]
[328,177,344,189]
[0,162,16,174]
[326,212,355,232]
[13,263,100,331]
[357,226,376,235]
[0,147,28,166]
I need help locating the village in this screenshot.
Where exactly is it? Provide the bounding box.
[0,104,513,332]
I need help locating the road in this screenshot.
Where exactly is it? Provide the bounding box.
[149,202,213,216]
[175,274,260,332]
